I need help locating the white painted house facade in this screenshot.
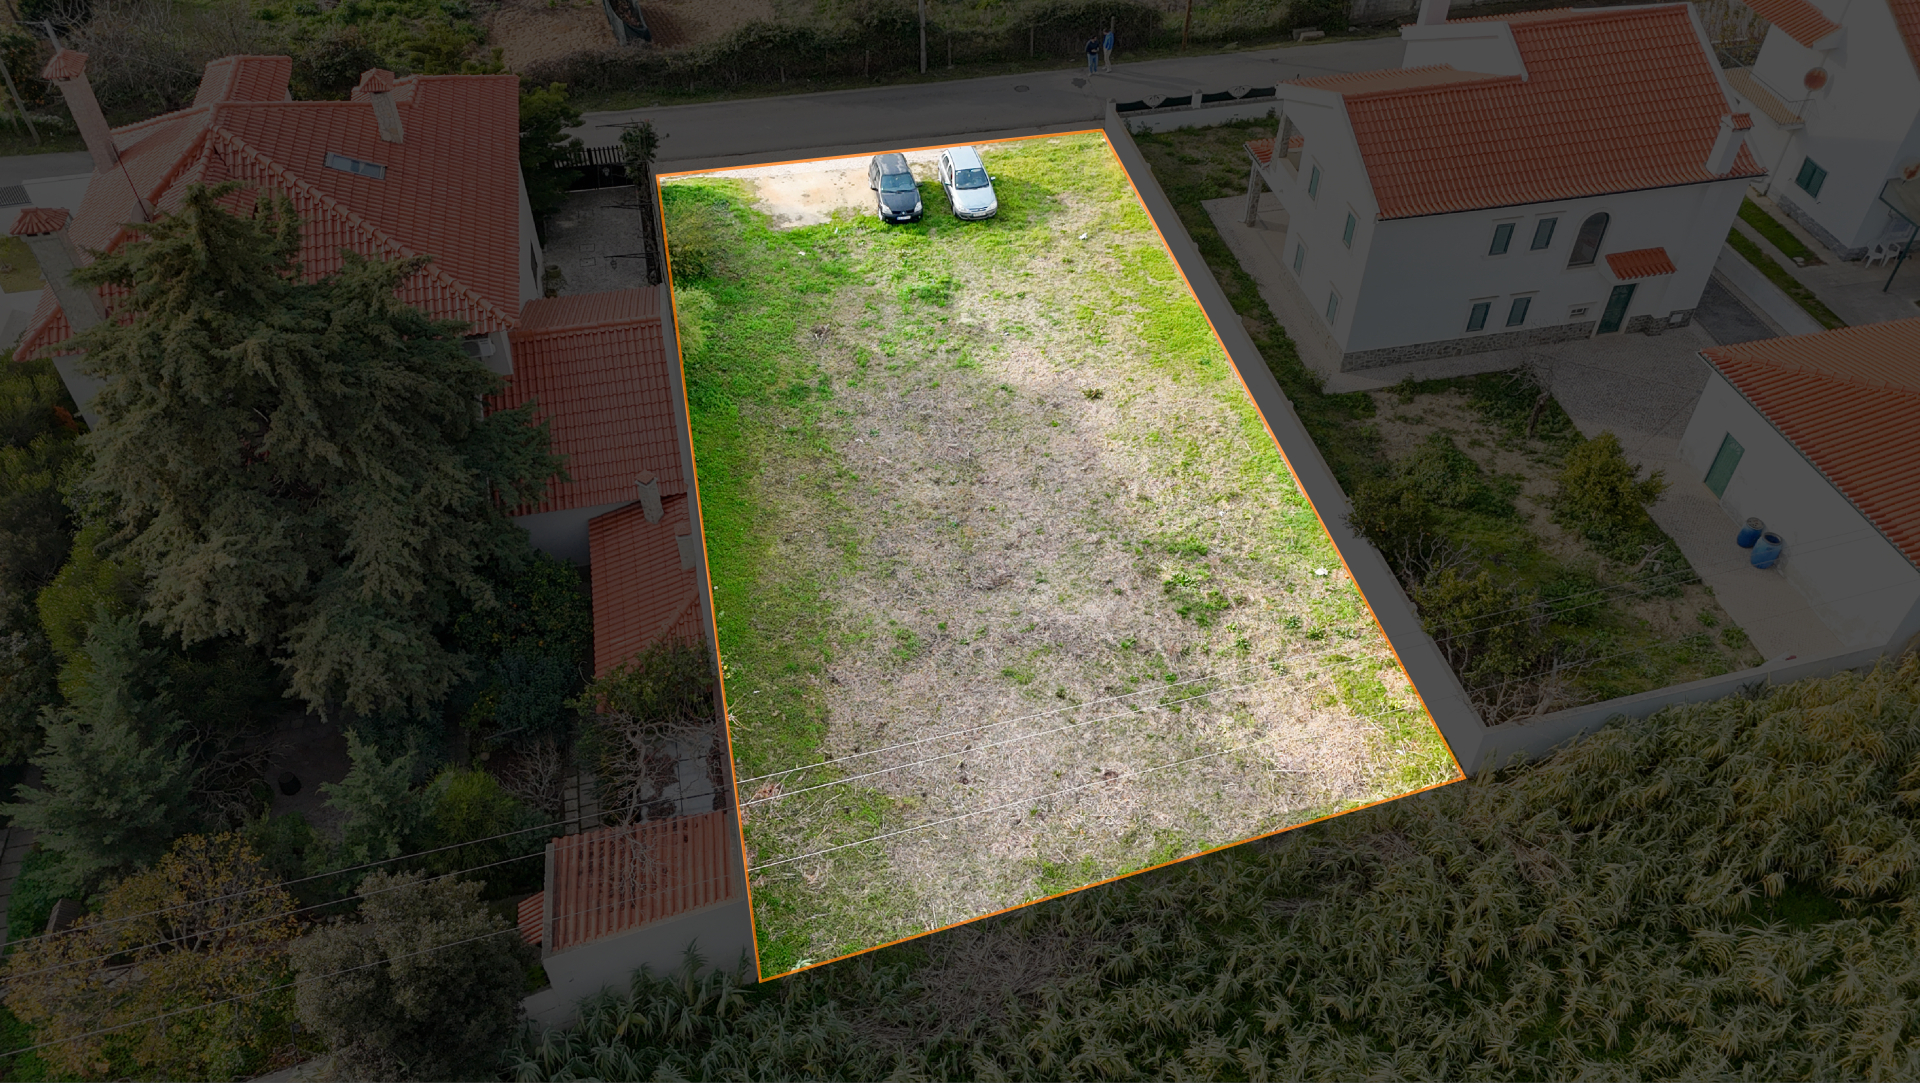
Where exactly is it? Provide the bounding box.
[1677,319,1920,652]
[1247,1,1763,371]
[1723,0,1920,259]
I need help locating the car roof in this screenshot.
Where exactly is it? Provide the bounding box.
[873,152,910,172]
[947,146,984,168]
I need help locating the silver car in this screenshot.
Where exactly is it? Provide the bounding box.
[938,146,998,220]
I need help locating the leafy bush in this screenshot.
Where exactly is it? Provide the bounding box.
[292,869,532,1082]
[415,767,544,895]
[1552,431,1668,553]
[1,834,301,1082]
[3,846,66,947]
[1344,473,1439,556]
[673,285,717,359]
[452,551,590,749]
[520,81,582,220]
[662,189,742,282]
[287,23,381,100]
[1285,0,1351,33]
[574,636,716,823]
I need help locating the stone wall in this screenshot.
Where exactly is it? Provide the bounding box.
[1339,321,1597,371]
[1771,190,1867,261]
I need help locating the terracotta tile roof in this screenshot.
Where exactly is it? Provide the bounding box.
[1732,113,1753,130]
[1247,137,1274,167]
[1741,0,1841,47]
[1322,6,1763,219]
[1894,0,1920,74]
[1290,64,1503,94]
[10,207,69,235]
[589,495,705,677]
[192,55,292,107]
[41,49,85,81]
[356,68,396,94]
[1724,67,1803,127]
[492,289,685,517]
[539,811,738,952]
[1702,318,1920,568]
[15,60,525,361]
[1606,247,1678,278]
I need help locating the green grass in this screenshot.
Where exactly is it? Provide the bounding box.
[1738,197,1820,265]
[669,131,1452,973]
[1727,228,1847,330]
[0,237,42,295]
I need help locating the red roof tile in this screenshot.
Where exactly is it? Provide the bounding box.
[492,289,685,517]
[542,811,737,952]
[11,207,69,235]
[1247,137,1274,166]
[1732,113,1753,130]
[192,55,293,107]
[1606,247,1678,278]
[15,59,525,361]
[1741,0,1842,47]
[589,495,704,677]
[1894,0,1920,75]
[41,49,85,82]
[1320,6,1763,219]
[1703,318,1920,569]
[357,68,396,95]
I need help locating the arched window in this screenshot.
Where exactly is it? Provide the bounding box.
[1567,212,1609,267]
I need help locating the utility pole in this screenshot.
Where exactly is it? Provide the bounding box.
[1183,0,1193,48]
[919,0,929,74]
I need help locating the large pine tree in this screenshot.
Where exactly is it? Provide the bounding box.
[67,183,564,718]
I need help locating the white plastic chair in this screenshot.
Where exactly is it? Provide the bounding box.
[1865,242,1890,267]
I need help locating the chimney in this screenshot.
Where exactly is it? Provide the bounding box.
[41,50,117,174]
[357,69,404,144]
[1417,0,1452,25]
[12,208,103,333]
[636,474,663,523]
[1705,114,1745,175]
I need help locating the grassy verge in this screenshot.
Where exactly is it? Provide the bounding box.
[1727,227,1846,329]
[1738,197,1821,264]
[667,132,1454,973]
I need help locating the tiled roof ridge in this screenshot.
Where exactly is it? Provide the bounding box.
[514,313,663,338]
[1343,72,1520,101]
[1739,0,1843,48]
[1705,328,1920,392]
[208,126,515,332]
[1444,4,1675,23]
[1892,0,1920,75]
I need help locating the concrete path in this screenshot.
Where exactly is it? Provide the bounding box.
[573,36,1406,166]
[1691,274,1779,346]
[1744,188,1920,327]
[1714,241,1825,336]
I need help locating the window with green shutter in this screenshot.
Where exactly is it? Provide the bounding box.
[1795,157,1827,198]
[1704,433,1744,498]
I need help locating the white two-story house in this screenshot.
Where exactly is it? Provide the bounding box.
[1722,0,1920,259]
[1246,0,1762,371]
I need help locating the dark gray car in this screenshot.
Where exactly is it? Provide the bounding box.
[868,152,923,224]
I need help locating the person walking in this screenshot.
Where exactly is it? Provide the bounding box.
[1085,36,1100,75]
[1102,25,1116,72]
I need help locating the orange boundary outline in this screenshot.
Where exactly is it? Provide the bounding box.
[656,128,1465,984]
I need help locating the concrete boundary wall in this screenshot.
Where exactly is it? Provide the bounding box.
[1119,97,1280,134]
[1101,104,1490,773]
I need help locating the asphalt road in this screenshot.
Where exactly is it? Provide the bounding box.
[0,150,93,186]
[572,36,1406,167]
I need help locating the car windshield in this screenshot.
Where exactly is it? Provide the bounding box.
[952,167,990,190]
[879,172,916,192]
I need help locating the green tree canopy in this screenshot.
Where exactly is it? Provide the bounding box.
[67,182,564,719]
[520,81,584,220]
[292,869,533,1081]
[1,612,200,894]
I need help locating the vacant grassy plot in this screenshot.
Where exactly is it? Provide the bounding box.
[508,654,1920,1082]
[664,133,1458,975]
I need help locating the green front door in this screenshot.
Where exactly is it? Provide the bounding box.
[1597,283,1636,334]
[1704,433,1743,497]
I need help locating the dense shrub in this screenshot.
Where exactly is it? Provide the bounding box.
[1552,431,1669,555]
[509,654,1920,1082]
[452,551,591,750]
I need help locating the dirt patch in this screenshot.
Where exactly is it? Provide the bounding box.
[632,0,777,50]
[677,134,1457,968]
[486,0,614,71]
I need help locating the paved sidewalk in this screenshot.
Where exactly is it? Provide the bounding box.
[576,36,1405,166]
[1740,190,1920,326]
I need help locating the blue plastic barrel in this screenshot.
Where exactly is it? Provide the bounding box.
[1750,532,1783,569]
[1736,517,1765,548]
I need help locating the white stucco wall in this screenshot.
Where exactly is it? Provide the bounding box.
[1746,3,1920,251]
[1678,369,1920,650]
[1344,176,1745,352]
[1263,89,1378,349]
[516,499,631,565]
